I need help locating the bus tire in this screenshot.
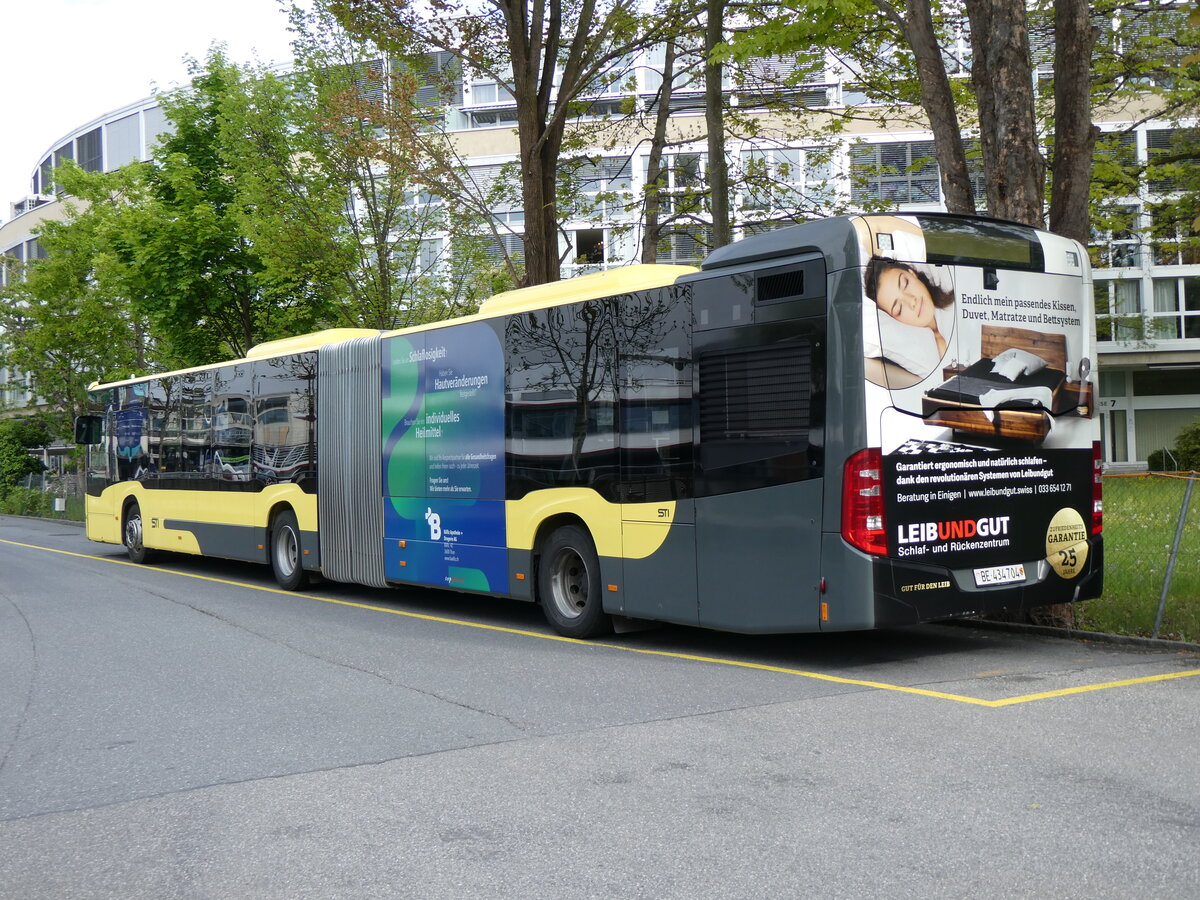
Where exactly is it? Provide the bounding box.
[123,501,157,564]
[538,525,612,639]
[270,509,308,591]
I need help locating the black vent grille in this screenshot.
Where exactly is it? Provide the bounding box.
[758,269,805,303]
[699,341,812,440]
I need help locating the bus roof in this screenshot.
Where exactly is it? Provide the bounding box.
[477,264,697,317]
[88,328,385,390]
[87,268,699,391]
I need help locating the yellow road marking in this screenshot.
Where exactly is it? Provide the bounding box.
[5,536,1199,708]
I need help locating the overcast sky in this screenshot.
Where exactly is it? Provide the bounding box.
[1,0,298,223]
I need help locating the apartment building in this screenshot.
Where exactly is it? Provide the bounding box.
[2,52,1197,469]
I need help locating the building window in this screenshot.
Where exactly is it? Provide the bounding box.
[1150,276,1200,340]
[850,140,939,205]
[143,105,169,152]
[406,51,464,107]
[656,225,712,264]
[738,146,834,213]
[77,128,102,172]
[37,156,52,195]
[643,152,706,216]
[24,238,47,261]
[1146,128,1195,194]
[1,244,23,287]
[1150,203,1200,265]
[570,155,634,219]
[105,113,141,169]
[467,163,523,225]
[1095,278,1143,341]
[482,233,525,266]
[1090,204,1142,268]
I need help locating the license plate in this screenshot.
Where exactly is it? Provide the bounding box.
[974,563,1025,587]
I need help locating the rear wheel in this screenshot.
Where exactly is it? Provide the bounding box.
[270,509,308,590]
[538,525,611,639]
[123,501,156,564]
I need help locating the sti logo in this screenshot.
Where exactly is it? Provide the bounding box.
[897,516,1011,545]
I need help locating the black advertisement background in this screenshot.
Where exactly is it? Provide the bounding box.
[883,446,1092,570]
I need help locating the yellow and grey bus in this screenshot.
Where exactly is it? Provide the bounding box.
[77,213,1103,637]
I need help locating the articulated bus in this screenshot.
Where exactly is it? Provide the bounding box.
[76,213,1103,638]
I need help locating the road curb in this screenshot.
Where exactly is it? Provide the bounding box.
[950,617,1200,653]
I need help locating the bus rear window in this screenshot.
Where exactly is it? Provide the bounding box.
[913,214,1045,271]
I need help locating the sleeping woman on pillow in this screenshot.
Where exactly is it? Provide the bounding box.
[864,257,955,360]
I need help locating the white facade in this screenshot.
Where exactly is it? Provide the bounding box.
[2,62,1198,467]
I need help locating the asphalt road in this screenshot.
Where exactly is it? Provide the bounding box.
[1,515,1198,899]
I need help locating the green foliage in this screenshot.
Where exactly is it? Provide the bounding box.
[0,486,54,517]
[1173,419,1200,471]
[1078,474,1200,642]
[0,420,46,498]
[132,49,325,362]
[1081,1,1200,248]
[1145,418,1200,472]
[0,166,154,431]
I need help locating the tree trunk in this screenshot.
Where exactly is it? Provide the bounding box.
[504,0,563,285]
[705,0,732,250]
[642,38,678,264]
[1048,0,1098,243]
[965,0,1045,226]
[901,0,976,214]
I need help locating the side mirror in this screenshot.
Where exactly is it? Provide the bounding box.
[74,414,103,445]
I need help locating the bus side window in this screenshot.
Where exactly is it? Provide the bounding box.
[617,286,694,503]
[695,319,826,496]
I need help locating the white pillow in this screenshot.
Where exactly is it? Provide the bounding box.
[990,348,1048,381]
[862,298,942,378]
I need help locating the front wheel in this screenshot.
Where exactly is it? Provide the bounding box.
[123,501,157,564]
[538,525,611,639]
[270,510,309,590]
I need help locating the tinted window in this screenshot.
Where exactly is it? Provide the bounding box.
[695,319,826,495]
[253,353,317,490]
[506,299,618,499]
[213,364,253,486]
[109,384,151,482]
[158,371,212,487]
[618,286,694,502]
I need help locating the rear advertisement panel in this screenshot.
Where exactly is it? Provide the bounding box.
[856,215,1097,590]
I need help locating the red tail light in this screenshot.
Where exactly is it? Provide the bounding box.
[842,447,887,555]
[1092,440,1103,535]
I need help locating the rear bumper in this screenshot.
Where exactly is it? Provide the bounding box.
[873,536,1104,627]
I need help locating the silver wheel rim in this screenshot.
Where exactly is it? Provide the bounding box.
[125,513,143,552]
[548,547,589,620]
[275,526,298,577]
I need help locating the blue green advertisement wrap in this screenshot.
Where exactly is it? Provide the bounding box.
[381,322,507,591]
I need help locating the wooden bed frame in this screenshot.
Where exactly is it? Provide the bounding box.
[920,325,1093,442]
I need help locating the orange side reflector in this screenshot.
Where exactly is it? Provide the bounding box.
[398,540,406,548]
[515,573,525,581]
[607,584,618,592]
[257,544,264,550]
[820,602,829,622]
[399,560,407,567]
[303,549,310,555]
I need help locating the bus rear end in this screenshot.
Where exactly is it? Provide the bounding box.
[838,213,1102,627]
